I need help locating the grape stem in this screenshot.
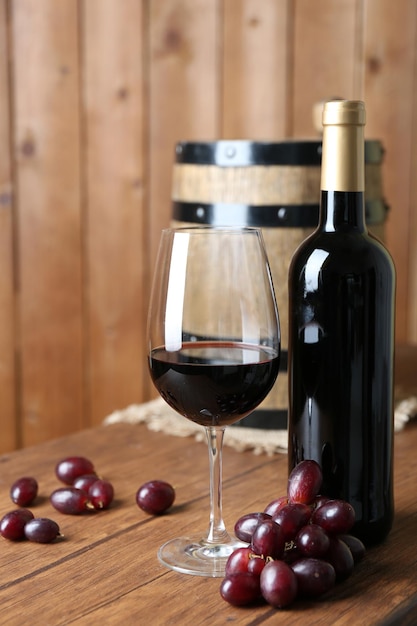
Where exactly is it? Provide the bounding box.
[205,426,231,545]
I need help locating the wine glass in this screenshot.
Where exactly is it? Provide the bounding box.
[147,226,280,576]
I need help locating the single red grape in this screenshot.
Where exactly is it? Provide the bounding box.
[311,499,355,535]
[136,480,175,515]
[73,474,99,493]
[24,518,60,543]
[247,554,267,577]
[287,460,323,504]
[339,534,366,563]
[291,558,336,598]
[55,456,95,485]
[326,536,355,581]
[263,496,288,517]
[272,502,312,541]
[296,524,330,558]
[312,494,330,510]
[0,509,34,541]
[50,487,91,514]
[260,560,298,608]
[234,511,271,543]
[251,519,285,560]
[225,547,253,575]
[10,477,38,507]
[220,573,261,606]
[88,479,114,510]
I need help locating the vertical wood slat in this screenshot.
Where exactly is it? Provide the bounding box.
[408,14,417,341]
[222,0,291,139]
[149,0,221,267]
[363,0,417,342]
[83,0,146,424]
[0,0,17,452]
[12,0,84,446]
[292,0,361,137]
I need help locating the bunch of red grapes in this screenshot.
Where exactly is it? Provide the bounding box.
[221,460,365,609]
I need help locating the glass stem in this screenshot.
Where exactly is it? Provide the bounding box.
[205,426,231,544]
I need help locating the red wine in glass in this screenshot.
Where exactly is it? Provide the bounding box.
[150,341,280,427]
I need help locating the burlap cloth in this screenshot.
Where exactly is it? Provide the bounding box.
[104,393,417,456]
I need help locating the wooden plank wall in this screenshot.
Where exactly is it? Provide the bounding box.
[0,0,416,452]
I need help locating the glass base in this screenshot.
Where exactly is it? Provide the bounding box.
[158,534,246,577]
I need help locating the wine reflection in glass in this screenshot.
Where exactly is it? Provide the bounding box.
[147,227,280,577]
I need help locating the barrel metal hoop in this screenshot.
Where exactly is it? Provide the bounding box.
[175,140,384,166]
[175,140,323,166]
[173,201,320,228]
[173,200,387,228]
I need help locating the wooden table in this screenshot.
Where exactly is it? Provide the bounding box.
[1,348,417,625]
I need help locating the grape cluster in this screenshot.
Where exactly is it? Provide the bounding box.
[51,456,114,513]
[220,460,365,609]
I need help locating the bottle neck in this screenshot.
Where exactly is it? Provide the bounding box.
[319,190,366,232]
[320,114,366,232]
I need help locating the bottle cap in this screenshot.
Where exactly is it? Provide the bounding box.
[323,100,366,126]
[321,100,365,192]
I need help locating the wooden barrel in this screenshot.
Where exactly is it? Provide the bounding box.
[171,140,388,429]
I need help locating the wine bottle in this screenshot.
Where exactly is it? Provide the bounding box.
[287,100,395,545]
